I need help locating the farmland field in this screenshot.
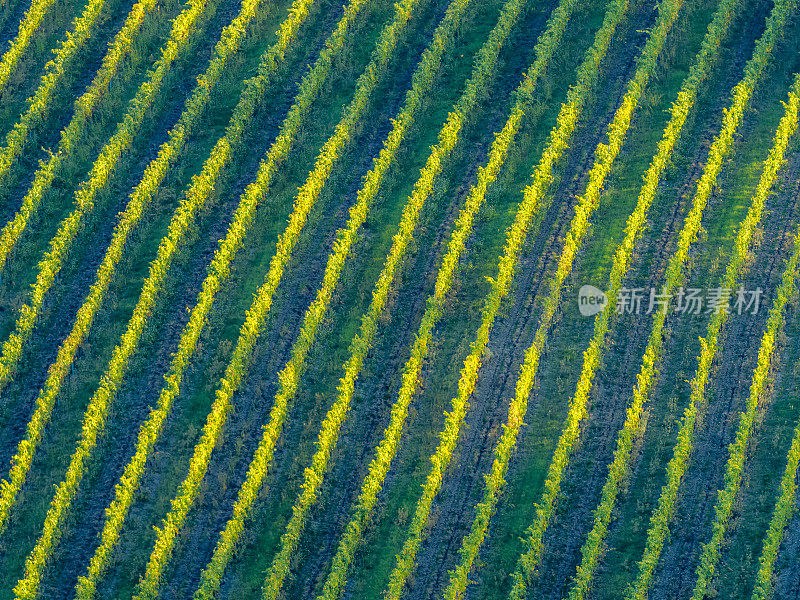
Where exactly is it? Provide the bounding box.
[0,0,800,598]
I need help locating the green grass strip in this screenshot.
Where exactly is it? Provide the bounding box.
[310,1,581,599]
[688,77,800,600]
[0,0,157,272]
[623,3,798,597]
[380,0,633,596]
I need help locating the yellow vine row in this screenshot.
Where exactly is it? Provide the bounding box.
[382,0,633,595]
[124,0,432,596]
[568,41,798,600]
[0,0,222,388]
[313,0,581,597]
[0,0,317,592]
[0,0,159,272]
[190,0,537,596]
[750,350,800,600]
[689,76,800,600]
[624,1,798,596]
[442,0,689,597]
[0,0,58,92]
[17,0,376,597]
